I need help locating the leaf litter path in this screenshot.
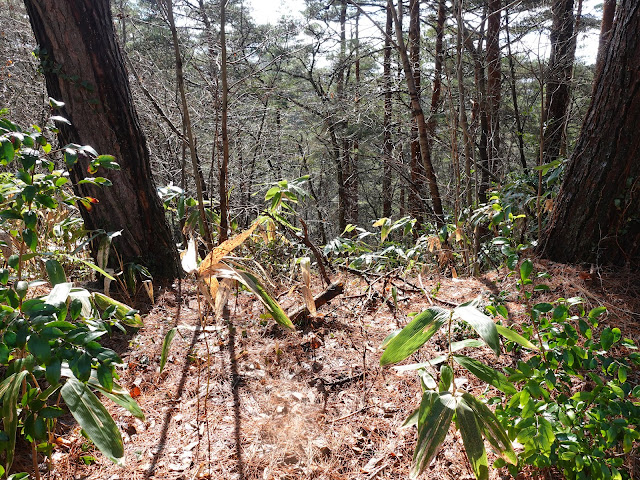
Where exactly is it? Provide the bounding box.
[47,261,640,480]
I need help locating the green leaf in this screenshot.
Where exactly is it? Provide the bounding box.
[45,259,67,286]
[393,339,485,372]
[454,306,501,356]
[1,139,15,165]
[92,292,143,327]
[0,370,29,473]
[160,328,177,374]
[520,259,533,282]
[456,400,489,480]
[412,391,456,479]
[495,324,538,350]
[209,265,294,330]
[27,333,51,363]
[22,229,37,251]
[44,282,73,308]
[60,377,124,464]
[380,307,449,366]
[460,392,517,465]
[439,365,453,392]
[453,355,516,394]
[97,363,114,392]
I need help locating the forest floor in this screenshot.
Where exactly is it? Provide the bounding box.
[15,260,640,480]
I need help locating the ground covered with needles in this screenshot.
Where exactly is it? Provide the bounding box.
[16,261,640,480]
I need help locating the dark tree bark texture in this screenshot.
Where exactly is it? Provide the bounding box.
[539,0,640,266]
[543,0,576,164]
[23,0,179,278]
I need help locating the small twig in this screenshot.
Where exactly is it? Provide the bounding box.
[330,405,372,423]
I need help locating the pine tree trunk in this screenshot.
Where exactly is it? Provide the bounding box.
[539,1,640,266]
[543,0,576,164]
[23,0,179,279]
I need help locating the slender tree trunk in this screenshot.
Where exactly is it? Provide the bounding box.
[505,7,527,172]
[382,4,393,218]
[389,0,445,227]
[161,0,213,248]
[594,0,616,84]
[408,0,424,225]
[543,0,577,164]
[455,0,474,207]
[219,0,230,243]
[23,0,179,279]
[486,0,501,172]
[539,0,640,266]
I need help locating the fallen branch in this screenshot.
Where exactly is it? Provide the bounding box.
[289,282,344,323]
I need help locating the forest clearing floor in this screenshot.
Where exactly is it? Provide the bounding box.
[20,260,640,480]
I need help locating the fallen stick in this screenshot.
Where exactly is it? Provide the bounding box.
[290,282,344,323]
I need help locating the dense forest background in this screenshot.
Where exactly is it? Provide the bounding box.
[1,0,609,264]
[2,2,640,480]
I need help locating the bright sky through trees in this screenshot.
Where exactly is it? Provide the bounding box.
[246,0,601,64]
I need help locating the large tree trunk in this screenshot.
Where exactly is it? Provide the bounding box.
[539,0,640,266]
[23,0,179,279]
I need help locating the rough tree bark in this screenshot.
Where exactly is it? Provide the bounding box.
[539,0,640,266]
[23,0,179,279]
[543,0,577,164]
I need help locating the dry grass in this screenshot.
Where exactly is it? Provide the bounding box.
[17,260,640,480]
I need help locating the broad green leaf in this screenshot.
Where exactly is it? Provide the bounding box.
[453,355,516,394]
[92,292,143,327]
[495,325,538,350]
[1,370,28,473]
[97,363,114,392]
[412,392,456,478]
[454,306,500,356]
[460,392,517,465]
[1,140,14,165]
[44,282,73,308]
[27,333,51,363]
[392,339,485,372]
[61,377,124,464]
[381,307,449,366]
[160,328,177,374]
[61,365,144,420]
[534,416,555,455]
[212,265,294,329]
[45,259,67,286]
[520,259,533,282]
[456,400,489,480]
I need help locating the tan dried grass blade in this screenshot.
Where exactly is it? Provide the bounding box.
[198,222,258,277]
[300,257,316,317]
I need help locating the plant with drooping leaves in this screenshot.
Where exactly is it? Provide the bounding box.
[0,106,144,478]
[380,301,526,479]
[160,220,294,373]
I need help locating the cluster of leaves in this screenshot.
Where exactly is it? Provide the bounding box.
[380,254,639,480]
[322,216,447,272]
[379,303,525,479]
[0,108,143,476]
[492,261,640,480]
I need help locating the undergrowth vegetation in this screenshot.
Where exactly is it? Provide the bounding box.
[1,106,638,480]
